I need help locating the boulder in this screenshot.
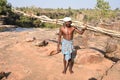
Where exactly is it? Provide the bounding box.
[106,38,118,53]
[87,35,109,53]
[75,49,104,64]
[48,50,58,56]
[102,61,120,80]
[105,38,120,60]
[45,43,58,56]
[25,37,36,42]
[34,40,48,47]
[0,72,6,79]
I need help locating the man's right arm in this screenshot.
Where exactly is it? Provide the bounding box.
[57,27,62,53]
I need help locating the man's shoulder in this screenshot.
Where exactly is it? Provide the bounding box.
[72,26,77,29]
[59,26,64,31]
[60,26,77,29]
[60,26,64,28]
[60,26,65,29]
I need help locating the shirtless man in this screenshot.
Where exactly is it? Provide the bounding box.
[57,17,87,74]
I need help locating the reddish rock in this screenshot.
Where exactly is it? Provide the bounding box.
[45,43,59,56]
[75,49,104,64]
[25,37,36,42]
[102,61,120,80]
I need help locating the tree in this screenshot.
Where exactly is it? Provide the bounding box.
[33,19,42,27]
[67,6,73,16]
[0,0,12,15]
[115,8,119,11]
[0,0,7,13]
[95,0,111,19]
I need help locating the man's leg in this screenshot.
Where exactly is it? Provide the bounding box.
[62,54,67,74]
[69,53,74,73]
[69,59,74,73]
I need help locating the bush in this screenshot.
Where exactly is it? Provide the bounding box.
[4,12,60,28]
[16,15,34,27]
[33,19,42,27]
[41,22,61,28]
[4,12,20,24]
[0,0,12,15]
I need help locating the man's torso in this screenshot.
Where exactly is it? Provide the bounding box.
[61,26,75,40]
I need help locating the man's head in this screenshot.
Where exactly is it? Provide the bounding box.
[63,17,72,27]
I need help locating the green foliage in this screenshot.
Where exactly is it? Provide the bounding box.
[0,0,7,13]
[33,19,42,27]
[5,12,34,27]
[16,15,34,27]
[5,11,61,28]
[4,1,119,28]
[42,23,61,28]
[67,7,73,16]
[95,0,111,19]
[4,12,20,24]
[96,0,110,10]
[115,8,119,11]
[0,0,12,15]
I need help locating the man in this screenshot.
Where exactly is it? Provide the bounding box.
[57,17,87,74]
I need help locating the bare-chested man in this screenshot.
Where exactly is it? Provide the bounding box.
[57,17,87,74]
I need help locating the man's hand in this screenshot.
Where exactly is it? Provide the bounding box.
[83,23,88,30]
[57,47,61,53]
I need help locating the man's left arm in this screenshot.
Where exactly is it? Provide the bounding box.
[74,25,87,35]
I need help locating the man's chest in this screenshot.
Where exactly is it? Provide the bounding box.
[62,28,74,35]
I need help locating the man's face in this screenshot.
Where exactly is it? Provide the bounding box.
[65,21,72,27]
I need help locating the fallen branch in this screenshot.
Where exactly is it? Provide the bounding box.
[13,9,120,38]
[86,25,120,38]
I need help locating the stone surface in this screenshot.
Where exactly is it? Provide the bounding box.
[0,27,119,80]
[102,61,120,80]
[75,49,104,64]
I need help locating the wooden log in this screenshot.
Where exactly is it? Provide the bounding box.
[13,9,120,38]
[85,25,120,38]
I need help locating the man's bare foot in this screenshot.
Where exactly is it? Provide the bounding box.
[69,70,74,74]
[62,70,66,74]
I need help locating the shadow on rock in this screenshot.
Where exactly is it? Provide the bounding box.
[104,55,120,62]
[89,47,106,54]
[89,47,120,62]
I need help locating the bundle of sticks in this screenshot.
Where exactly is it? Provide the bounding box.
[14,9,120,38]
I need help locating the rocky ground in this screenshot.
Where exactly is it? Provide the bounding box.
[0,25,120,80]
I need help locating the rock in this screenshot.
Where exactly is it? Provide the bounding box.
[46,44,58,56]
[106,38,118,53]
[87,35,108,53]
[105,38,120,60]
[48,50,58,56]
[75,49,104,64]
[102,61,120,80]
[0,27,117,80]
[0,72,6,79]
[84,22,120,61]
[25,37,36,42]
[74,49,114,80]
[34,40,48,47]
